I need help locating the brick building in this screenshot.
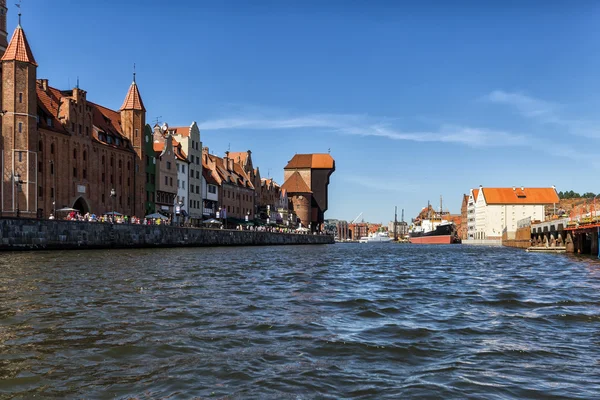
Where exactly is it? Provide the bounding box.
[0,11,146,218]
[202,148,255,226]
[281,154,335,232]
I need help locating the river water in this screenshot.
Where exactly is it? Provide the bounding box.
[1,244,599,399]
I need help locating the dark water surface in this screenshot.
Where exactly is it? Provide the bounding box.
[1,244,600,399]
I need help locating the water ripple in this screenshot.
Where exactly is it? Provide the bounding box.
[1,245,600,398]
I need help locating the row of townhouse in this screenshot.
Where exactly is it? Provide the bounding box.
[142,122,290,226]
[461,185,559,245]
[0,5,335,227]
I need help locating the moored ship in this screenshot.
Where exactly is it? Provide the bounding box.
[409,199,460,244]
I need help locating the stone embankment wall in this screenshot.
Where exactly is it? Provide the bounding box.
[502,225,532,249]
[0,219,333,251]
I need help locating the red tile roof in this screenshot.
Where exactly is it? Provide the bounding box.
[36,85,67,134]
[1,26,37,65]
[281,171,312,193]
[170,126,190,137]
[229,151,249,165]
[284,153,334,169]
[481,187,559,205]
[120,82,145,111]
[153,142,165,153]
[473,189,480,201]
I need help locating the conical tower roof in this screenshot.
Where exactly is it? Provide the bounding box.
[120,81,145,111]
[1,25,37,65]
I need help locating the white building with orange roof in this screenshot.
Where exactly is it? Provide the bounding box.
[465,186,559,245]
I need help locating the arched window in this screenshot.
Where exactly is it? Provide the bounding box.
[119,160,122,168]
[38,141,43,152]
[50,143,55,154]
[73,149,77,159]
[102,155,105,165]
[127,161,130,171]
[83,151,87,161]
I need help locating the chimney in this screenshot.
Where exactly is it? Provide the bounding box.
[521,186,524,191]
[513,187,516,191]
[38,79,49,92]
[202,146,209,155]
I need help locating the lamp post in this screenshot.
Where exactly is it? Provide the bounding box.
[110,188,116,223]
[218,206,222,228]
[14,173,23,218]
[49,160,56,217]
[245,211,249,222]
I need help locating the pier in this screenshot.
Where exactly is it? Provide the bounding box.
[504,215,600,257]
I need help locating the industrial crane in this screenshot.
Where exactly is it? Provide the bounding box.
[351,212,363,224]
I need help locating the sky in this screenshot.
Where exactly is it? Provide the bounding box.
[14,0,600,223]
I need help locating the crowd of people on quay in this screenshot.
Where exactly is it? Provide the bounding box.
[47,211,327,234]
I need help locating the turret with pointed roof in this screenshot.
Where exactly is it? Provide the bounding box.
[120,72,146,216]
[1,20,38,217]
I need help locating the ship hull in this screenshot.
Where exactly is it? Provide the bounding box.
[409,235,453,244]
[409,222,460,244]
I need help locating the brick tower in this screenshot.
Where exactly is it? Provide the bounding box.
[120,73,146,216]
[1,17,38,217]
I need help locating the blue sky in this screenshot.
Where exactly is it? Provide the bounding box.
[17,1,600,223]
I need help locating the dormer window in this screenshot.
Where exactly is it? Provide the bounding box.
[107,136,113,144]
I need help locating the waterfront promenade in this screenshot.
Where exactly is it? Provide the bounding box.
[0,218,333,251]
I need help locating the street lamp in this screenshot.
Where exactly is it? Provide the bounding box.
[14,173,23,218]
[245,211,249,222]
[49,160,56,216]
[110,188,116,223]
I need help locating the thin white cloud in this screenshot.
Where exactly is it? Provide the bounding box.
[485,90,557,118]
[485,90,600,139]
[198,103,597,166]
[199,110,526,148]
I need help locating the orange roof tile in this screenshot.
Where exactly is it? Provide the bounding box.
[153,142,165,153]
[284,153,334,169]
[1,26,37,65]
[473,189,479,201]
[36,85,67,134]
[120,82,145,111]
[281,171,312,193]
[170,126,190,137]
[481,187,559,205]
[228,151,249,165]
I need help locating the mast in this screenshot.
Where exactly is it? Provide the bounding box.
[394,206,398,241]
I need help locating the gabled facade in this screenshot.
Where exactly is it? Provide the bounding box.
[170,122,202,224]
[467,186,559,244]
[143,124,156,215]
[201,159,219,219]
[202,148,254,226]
[153,125,177,216]
[173,138,190,219]
[0,10,145,218]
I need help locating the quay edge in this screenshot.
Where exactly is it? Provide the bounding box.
[0,219,333,251]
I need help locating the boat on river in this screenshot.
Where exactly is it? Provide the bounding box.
[359,231,393,243]
[409,198,460,244]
